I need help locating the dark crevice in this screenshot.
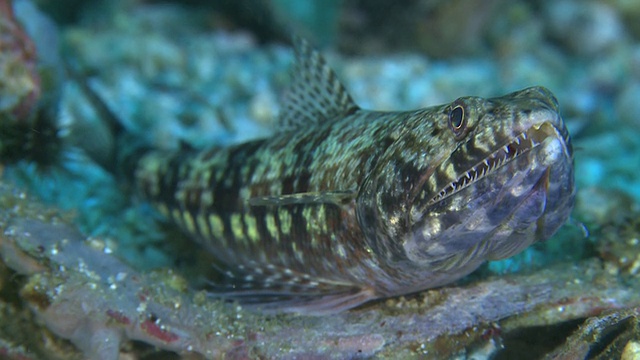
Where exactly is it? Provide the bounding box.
[494,318,584,360]
[586,316,635,359]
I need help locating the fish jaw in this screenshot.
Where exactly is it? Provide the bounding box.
[368,86,575,290]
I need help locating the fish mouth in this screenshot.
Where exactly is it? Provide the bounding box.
[428,122,562,206]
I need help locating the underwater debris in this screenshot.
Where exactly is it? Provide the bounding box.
[337,0,505,57]
[0,0,63,167]
[0,0,39,123]
[543,307,640,360]
[597,209,640,277]
[1,180,640,359]
[545,0,625,57]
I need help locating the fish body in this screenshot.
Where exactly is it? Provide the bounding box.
[132,40,574,314]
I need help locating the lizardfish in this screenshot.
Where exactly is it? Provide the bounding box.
[125,40,574,314]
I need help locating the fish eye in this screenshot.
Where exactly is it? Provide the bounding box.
[448,105,466,134]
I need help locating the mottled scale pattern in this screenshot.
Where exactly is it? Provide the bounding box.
[132,40,575,314]
[136,110,411,295]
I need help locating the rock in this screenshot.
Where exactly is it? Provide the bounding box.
[616,81,640,129]
[545,0,626,56]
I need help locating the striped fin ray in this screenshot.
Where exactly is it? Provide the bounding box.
[219,290,377,315]
[207,261,375,314]
[279,37,360,130]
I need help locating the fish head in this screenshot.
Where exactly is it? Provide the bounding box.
[360,86,574,279]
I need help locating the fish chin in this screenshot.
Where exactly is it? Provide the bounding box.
[404,122,573,271]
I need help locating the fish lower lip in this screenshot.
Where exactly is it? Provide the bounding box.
[429,122,557,205]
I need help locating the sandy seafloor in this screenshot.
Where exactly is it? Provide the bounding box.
[1,0,640,359]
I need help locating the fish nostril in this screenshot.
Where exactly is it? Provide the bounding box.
[532,87,560,111]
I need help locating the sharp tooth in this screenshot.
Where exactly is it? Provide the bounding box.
[522,132,528,139]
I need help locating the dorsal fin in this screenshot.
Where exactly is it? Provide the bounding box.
[279,37,360,130]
